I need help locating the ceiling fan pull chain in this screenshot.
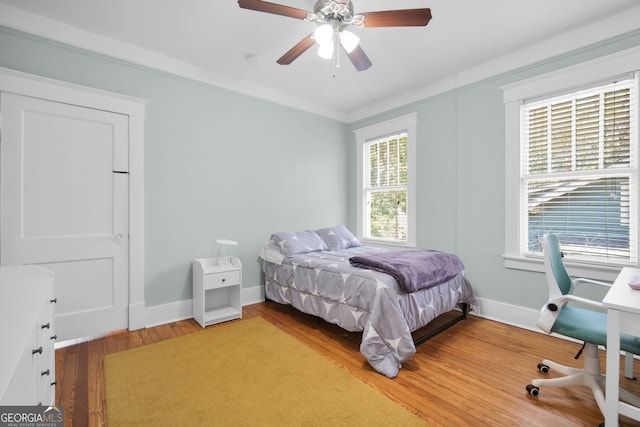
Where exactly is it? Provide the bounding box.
[332,31,340,78]
[332,48,337,78]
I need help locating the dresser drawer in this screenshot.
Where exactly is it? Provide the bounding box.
[203,270,240,290]
[0,266,55,405]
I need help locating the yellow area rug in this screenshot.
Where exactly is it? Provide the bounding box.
[104,316,427,426]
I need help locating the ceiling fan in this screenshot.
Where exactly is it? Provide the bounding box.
[237,0,432,72]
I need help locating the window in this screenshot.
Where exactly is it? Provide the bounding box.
[523,80,637,262]
[503,46,640,275]
[354,114,416,246]
[365,133,408,240]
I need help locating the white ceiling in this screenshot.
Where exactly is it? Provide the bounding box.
[1,0,640,122]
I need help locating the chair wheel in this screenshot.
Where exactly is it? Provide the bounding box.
[537,363,549,374]
[526,384,539,397]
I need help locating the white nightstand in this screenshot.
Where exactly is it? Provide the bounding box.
[192,256,242,327]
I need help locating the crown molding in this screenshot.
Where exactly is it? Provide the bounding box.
[2,3,639,124]
[0,3,342,121]
[346,5,640,122]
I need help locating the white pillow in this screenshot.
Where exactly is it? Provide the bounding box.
[270,230,328,255]
[258,240,285,265]
[314,225,361,250]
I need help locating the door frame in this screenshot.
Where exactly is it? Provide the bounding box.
[0,66,147,331]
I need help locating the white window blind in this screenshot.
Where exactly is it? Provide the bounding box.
[521,75,638,263]
[364,132,408,241]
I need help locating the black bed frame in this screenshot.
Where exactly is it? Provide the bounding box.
[413,303,470,347]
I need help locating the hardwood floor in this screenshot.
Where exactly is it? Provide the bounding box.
[56,301,640,426]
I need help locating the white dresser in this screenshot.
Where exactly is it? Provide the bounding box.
[0,265,56,405]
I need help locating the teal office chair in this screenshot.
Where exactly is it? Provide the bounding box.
[526,233,640,417]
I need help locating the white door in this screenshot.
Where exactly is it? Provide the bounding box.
[0,92,129,342]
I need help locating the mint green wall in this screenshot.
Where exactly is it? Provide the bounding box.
[2,24,639,313]
[349,30,640,311]
[0,27,349,306]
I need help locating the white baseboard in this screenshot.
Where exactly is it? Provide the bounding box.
[142,286,545,336]
[243,285,265,306]
[470,297,541,333]
[145,299,193,328]
[144,286,266,328]
[129,292,634,359]
[76,290,634,366]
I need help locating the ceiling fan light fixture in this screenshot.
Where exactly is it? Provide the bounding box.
[238,0,432,73]
[317,41,334,59]
[339,30,359,53]
[314,23,333,46]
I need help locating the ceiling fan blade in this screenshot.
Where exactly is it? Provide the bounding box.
[277,34,315,65]
[237,0,309,20]
[344,45,372,71]
[361,8,432,27]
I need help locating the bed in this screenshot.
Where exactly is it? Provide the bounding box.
[259,225,476,378]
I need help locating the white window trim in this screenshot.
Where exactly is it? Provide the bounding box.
[354,113,417,247]
[502,46,640,281]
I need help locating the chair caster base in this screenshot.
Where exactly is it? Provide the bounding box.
[537,363,549,374]
[526,384,540,397]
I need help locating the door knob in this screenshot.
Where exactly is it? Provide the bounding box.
[114,233,125,244]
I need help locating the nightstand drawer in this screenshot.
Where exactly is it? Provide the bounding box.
[203,270,240,290]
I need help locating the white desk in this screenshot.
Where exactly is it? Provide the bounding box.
[604,267,640,426]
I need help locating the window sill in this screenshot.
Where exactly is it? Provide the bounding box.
[360,239,414,250]
[503,254,629,282]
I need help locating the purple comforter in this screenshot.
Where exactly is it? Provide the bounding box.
[349,249,465,293]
